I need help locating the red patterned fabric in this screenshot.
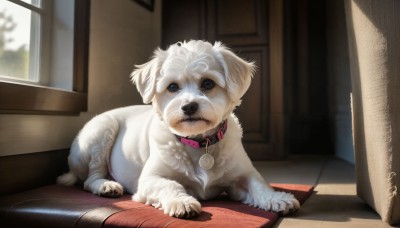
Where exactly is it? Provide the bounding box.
[104,183,314,228]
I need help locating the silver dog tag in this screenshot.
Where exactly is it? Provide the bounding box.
[199,153,214,170]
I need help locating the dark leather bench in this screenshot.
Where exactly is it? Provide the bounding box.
[0,183,313,227]
[0,151,313,227]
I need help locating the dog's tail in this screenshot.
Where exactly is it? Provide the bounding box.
[57,171,78,186]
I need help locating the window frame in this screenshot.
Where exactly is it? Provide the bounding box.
[0,0,90,114]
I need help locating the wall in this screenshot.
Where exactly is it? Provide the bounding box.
[49,0,75,90]
[326,0,354,164]
[0,0,161,156]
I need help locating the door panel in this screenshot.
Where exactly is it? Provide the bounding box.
[234,46,269,143]
[207,0,267,46]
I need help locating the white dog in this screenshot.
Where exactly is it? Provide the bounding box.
[57,40,300,218]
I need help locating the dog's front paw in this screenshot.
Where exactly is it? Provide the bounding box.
[163,196,202,219]
[268,191,300,215]
[98,181,124,198]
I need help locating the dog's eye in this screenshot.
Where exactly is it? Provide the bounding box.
[167,83,180,93]
[201,79,215,91]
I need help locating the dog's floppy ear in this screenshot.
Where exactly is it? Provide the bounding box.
[212,42,255,104]
[131,48,166,104]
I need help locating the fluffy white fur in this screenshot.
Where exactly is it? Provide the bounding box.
[57,40,300,218]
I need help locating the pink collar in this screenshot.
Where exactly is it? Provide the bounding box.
[175,120,228,149]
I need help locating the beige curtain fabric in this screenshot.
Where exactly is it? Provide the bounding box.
[345,0,400,225]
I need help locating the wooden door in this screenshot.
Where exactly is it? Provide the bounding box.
[162,0,285,160]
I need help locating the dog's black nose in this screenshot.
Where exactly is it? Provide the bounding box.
[181,102,198,116]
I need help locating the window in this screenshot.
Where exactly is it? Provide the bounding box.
[0,0,42,84]
[0,0,90,114]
